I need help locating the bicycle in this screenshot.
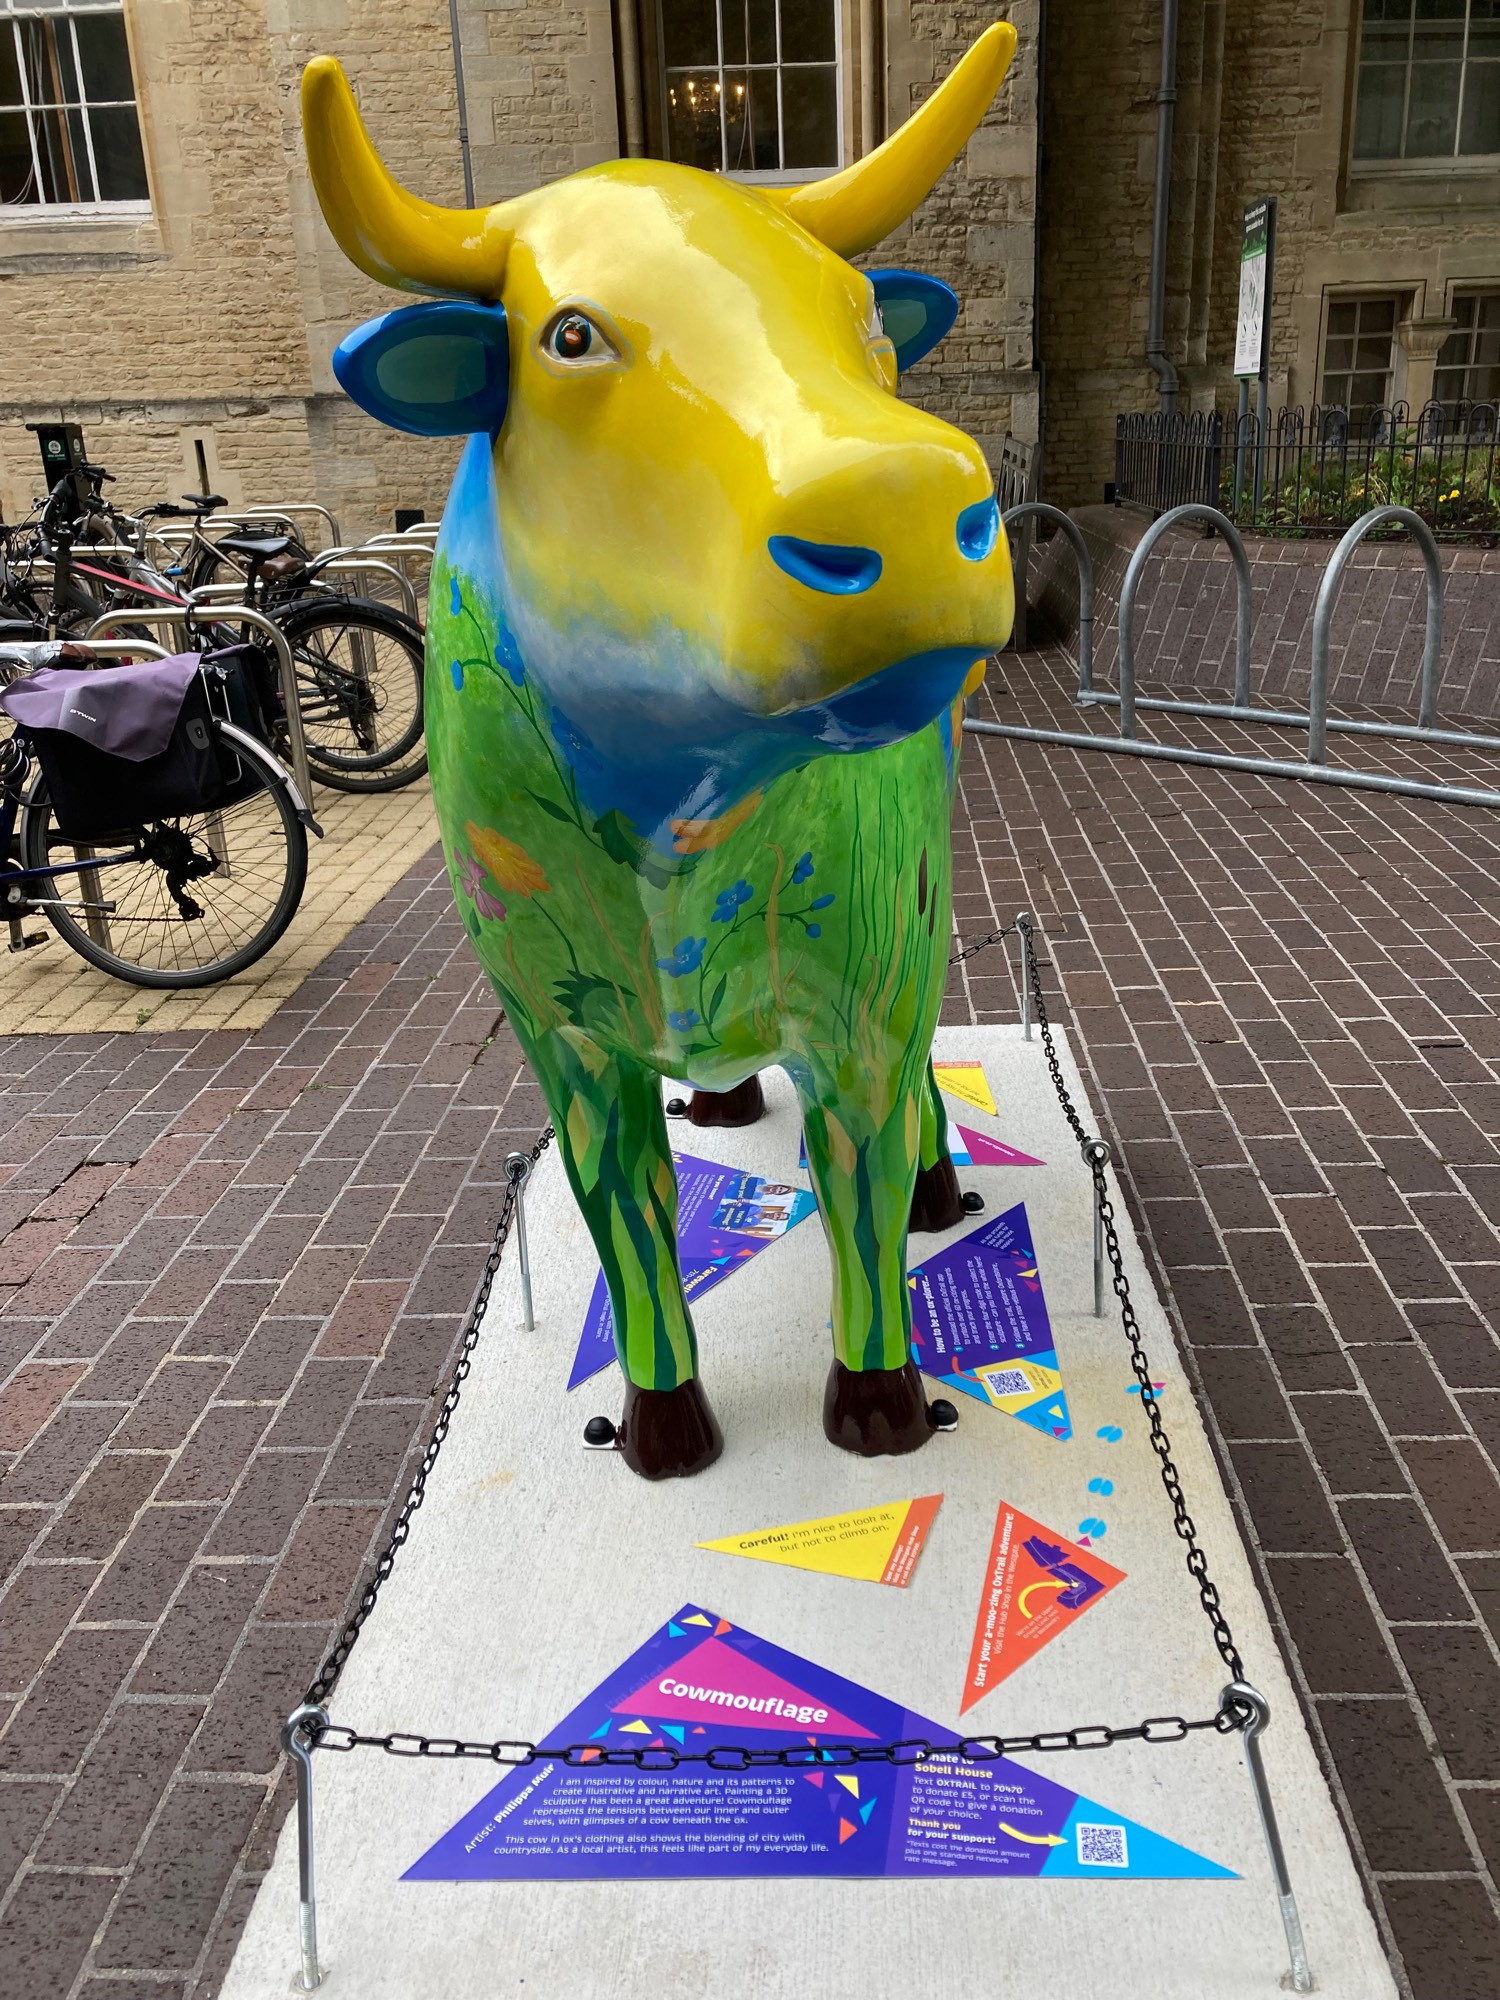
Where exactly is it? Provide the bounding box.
[2,473,428,794]
[0,641,308,987]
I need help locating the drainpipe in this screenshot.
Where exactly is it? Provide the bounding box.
[1146,0,1180,411]
[860,0,880,154]
[447,0,476,204]
[617,0,647,157]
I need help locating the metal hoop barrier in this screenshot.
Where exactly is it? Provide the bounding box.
[1114,504,1253,736]
[1308,505,1442,763]
[1059,503,1489,758]
[85,603,319,824]
[967,499,1500,811]
[1000,501,1096,694]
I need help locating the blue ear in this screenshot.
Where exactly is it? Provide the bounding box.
[868,271,959,373]
[332,300,510,438]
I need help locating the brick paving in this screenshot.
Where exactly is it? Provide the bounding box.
[4,649,1500,1995]
[0,859,548,1998]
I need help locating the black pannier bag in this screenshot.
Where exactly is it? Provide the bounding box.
[0,652,221,843]
[199,642,284,808]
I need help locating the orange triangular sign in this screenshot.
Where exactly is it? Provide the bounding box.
[961,1503,1125,1713]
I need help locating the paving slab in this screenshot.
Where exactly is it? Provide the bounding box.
[221,1025,1395,2000]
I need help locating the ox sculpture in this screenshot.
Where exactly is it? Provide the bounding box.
[301,25,1017,1479]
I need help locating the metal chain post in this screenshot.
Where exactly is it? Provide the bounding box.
[1015,909,1033,1039]
[281,1703,329,1992]
[505,1150,535,1332]
[1081,1137,1111,1316]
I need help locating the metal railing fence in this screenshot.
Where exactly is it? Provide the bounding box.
[1114,402,1500,540]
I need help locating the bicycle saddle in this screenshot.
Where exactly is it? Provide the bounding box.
[216,533,295,563]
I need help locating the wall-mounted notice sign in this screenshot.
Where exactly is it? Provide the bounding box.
[1233,198,1276,380]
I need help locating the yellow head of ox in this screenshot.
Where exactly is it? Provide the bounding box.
[302,27,1017,817]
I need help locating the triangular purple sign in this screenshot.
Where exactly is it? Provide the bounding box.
[405,1605,1233,1882]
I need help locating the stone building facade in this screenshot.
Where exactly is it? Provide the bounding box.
[5,3,1488,530]
[1040,0,1500,506]
[0,0,1040,538]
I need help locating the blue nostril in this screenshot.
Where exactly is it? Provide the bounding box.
[957,495,1000,562]
[768,535,883,596]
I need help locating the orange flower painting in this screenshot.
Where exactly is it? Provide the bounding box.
[465,823,552,897]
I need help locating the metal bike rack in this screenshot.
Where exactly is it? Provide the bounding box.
[85,603,320,825]
[234,502,344,552]
[1074,503,1483,756]
[1000,502,1096,694]
[307,552,422,625]
[968,501,1500,812]
[1115,504,1252,736]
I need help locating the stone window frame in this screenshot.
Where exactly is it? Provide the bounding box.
[1435,285,1500,406]
[1349,0,1500,173]
[0,0,151,212]
[629,0,857,183]
[1317,289,1411,421]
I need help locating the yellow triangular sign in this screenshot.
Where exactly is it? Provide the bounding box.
[933,1061,996,1116]
[698,1496,942,1587]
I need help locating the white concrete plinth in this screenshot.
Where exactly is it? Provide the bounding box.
[221,1024,1395,2000]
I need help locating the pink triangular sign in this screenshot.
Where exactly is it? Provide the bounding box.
[611,1635,875,1738]
[956,1124,1043,1168]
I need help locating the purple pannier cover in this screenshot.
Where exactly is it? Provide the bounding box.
[0,653,202,762]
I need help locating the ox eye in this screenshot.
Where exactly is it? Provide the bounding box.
[538,307,623,373]
[553,313,593,358]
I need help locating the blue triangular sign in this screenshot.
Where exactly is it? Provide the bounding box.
[404,1606,1233,1883]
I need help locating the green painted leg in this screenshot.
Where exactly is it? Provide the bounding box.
[523,1027,722,1479]
[909,1059,966,1233]
[799,1070,934,1457]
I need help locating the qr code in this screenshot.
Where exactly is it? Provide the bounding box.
[980,1367,1032,1398]
[1075,1822,1129,1868]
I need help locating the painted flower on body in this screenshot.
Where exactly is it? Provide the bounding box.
[668,1009,700,1032]
[456,848,506,922]
[809,893,835,910]
[465,823,551,897]
[792,851,815,884]
[449,576,463,616]
[712,879,754,923]
[655,936,708,977]
[494,626,524,685]
[669,789,764,855]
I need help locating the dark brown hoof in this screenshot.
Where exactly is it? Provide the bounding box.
[687,1075,765,1128]
[909,1153,966,1232]
[618,1378,724,1479]
[823,1358,935,1457]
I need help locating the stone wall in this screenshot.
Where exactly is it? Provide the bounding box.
[1024,505,1500,725]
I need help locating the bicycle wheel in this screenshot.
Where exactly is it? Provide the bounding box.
[277,596,426,792]
[20,723,308,988]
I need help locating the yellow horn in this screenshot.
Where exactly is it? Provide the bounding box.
[301,56,511,299]
[765,22,1018,257]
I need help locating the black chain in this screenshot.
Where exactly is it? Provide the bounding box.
[309,1705,1245,1766]
[294,923,1251,1758]
[1016,914,1246,1685]
[947,920,1018,967]
[302,1126,554,1709]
